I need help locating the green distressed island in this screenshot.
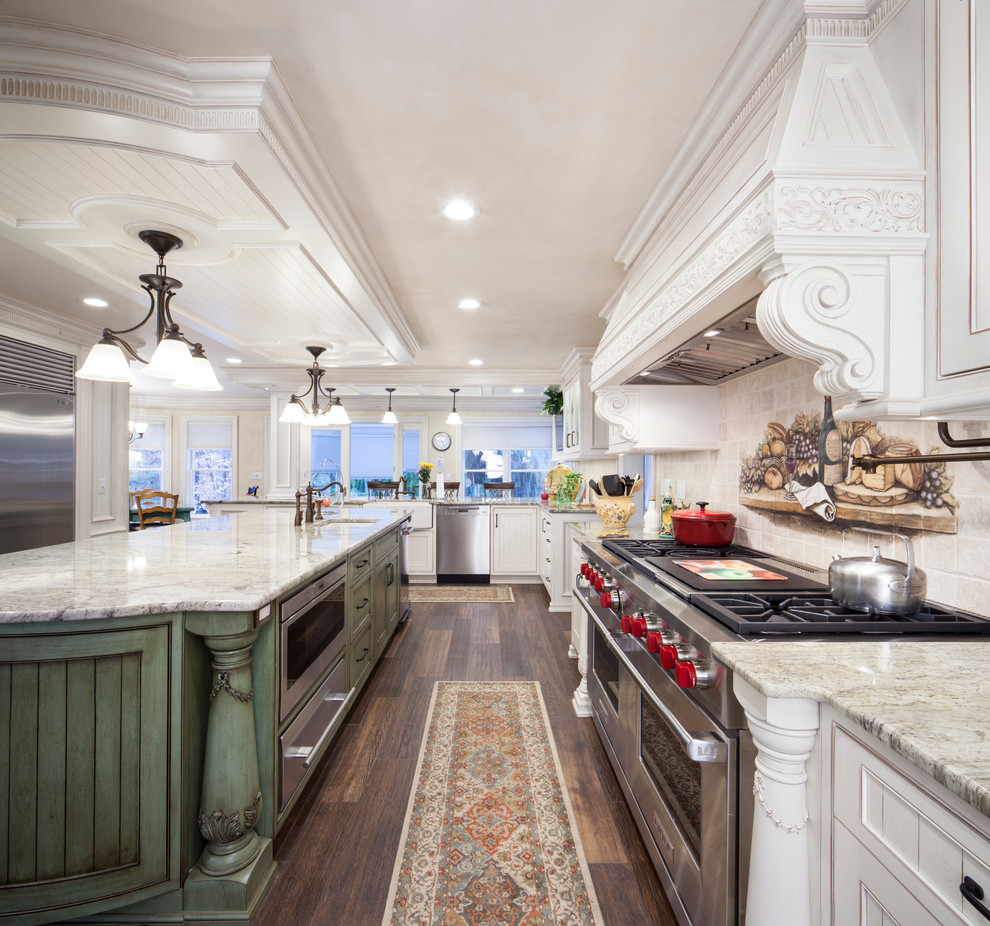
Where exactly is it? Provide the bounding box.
[0,506,410,926]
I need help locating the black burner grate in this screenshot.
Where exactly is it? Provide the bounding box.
[693,592,990,635]
[603,537,762,561]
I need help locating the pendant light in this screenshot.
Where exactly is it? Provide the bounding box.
[381,387,398,424]
[446,387,461,425]
[76,230,221,390]
[279,346,349,425]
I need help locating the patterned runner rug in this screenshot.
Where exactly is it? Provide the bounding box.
[408,585,515,603]
[382,681,604,926]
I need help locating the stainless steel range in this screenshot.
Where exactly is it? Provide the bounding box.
[574,534,990,926]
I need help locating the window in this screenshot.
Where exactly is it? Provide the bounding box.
[461,419,552,498]
[311,429,343,485]
[184,417,236,503]
[128,417,169,494]
[310,418,425,499]
[349,423,395,497]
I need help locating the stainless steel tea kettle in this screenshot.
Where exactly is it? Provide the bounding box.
[829,527,927,615]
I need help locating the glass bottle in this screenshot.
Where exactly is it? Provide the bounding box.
[818,395,843,486]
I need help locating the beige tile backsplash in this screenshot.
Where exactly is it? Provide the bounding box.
[650,358,990,616]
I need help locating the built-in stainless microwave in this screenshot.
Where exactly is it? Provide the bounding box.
[279,562,347,722]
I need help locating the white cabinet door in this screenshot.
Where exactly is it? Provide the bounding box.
[491,506,538,575]
[406,529,435,575]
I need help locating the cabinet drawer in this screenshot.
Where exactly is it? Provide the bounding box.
[832,724,990,924]
[347,543,373,584]
[347,622,373,689]
[347,572,372,633]
[374,526,400,560]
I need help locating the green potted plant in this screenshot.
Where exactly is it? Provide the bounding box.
[541,387,563,417]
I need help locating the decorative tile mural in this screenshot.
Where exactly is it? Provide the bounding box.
[738,398,958,533]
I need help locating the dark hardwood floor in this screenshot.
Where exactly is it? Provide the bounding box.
[254,584,678,926]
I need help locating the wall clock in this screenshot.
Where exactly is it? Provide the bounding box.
[431,431,451,451]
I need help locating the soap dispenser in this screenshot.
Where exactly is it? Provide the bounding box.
[643,495,661,533]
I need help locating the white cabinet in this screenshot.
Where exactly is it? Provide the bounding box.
[365,501,435,577]
[539,506,598,611]
[825,711,990,926]
[552,349,611,461]
[405,528,435,576]
[593,385,720,453]
[490,505,538,576]
[929,0,990,416]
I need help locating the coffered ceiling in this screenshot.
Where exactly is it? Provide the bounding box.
[0,1,763,402]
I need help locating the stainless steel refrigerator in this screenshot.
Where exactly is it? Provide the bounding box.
[0,381,75,554]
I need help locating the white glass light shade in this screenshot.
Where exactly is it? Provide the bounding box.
[76,341,134,383]
[381,409,398,424]
[279,399,307,423]
[327,401,350,425]
[446,410,462,425]
[145,333,194,380]
[173,355,222,391]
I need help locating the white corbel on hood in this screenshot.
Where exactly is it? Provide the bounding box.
[592,0,927,431]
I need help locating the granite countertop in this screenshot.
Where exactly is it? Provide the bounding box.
[0,507,409,624]
[711,639,990,819]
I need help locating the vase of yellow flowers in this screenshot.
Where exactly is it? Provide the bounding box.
[418,461,433,498]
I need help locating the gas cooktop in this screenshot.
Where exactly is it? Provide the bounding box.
[600,535,990,636]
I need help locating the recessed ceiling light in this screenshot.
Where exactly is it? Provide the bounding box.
[443,199,479,221]
[469,358,483,366]
[458,298,481,310]
[82,297,109,307]
[225,357,242,364]
[703,328,723,338]
[512,387,524,393]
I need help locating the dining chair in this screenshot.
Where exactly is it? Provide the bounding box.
[131,489,179,529]
[483,481,515,499]
[429,481,460,500]
[367,480,401,499]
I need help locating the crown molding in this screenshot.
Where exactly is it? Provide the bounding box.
[0,291,102,348]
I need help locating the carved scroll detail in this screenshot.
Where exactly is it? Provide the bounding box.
[777,186,923,233]
[757,260,881,401]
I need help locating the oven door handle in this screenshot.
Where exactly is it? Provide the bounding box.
[586,599,727,765]
[636,668,728,764]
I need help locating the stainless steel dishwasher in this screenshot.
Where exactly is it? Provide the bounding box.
[436,504,491,583]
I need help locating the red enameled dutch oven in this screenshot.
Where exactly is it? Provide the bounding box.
[670,502,736,546]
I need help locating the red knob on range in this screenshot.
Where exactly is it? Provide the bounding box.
[646,631,664,653]
[631,617,649,637]
[659,645,680,671]
[620,614,635,634]
[600,591,613,609]
[675,661,698,689]
[580,563,589,578]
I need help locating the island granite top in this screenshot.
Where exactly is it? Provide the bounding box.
[711,639,990,820]
[0,506,409,624]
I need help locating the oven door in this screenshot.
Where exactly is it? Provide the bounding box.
[626,655,738,926]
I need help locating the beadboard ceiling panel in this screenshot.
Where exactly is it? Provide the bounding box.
[0,142,280,228]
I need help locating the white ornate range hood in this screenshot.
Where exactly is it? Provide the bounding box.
[592,0,928,431]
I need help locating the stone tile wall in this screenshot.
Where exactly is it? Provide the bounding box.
[649,359,990,615]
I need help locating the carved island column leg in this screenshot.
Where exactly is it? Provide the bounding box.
[733,676,820,926]
[183,621,275,923]
[570,595,591,717]
[197,628,263,875]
